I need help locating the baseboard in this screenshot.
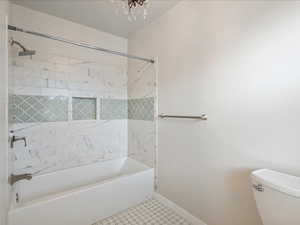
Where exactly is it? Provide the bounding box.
[153,193,207,225]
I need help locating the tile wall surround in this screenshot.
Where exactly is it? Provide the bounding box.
[9,53,157,175]
[128,120,156,167]
[128,60,157,168]
[12,120,127,175]
[9,53,129,175]
[8,4,157,175]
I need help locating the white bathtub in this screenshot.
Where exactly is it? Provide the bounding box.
[8,157,154,225]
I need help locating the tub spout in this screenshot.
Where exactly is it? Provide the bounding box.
[9,173,32,186]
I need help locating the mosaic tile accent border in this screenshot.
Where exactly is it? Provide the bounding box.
[100,98,128,120]
[10,95,68,123]
[10,95,155,123]
[72,97,96,120]
[128,97,154,121]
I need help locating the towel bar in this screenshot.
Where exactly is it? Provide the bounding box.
[158,114,207,120]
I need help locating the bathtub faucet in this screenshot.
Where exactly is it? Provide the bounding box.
[9,173,32,185]
[10,135,27,148]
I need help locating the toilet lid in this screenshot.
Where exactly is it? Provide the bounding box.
[251,169,300,198]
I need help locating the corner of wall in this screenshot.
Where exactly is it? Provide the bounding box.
[0,1,10,225]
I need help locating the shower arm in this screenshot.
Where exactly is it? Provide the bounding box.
[10,39,27,52]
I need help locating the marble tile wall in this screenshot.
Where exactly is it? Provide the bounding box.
[127,60,157,168]
[9,53,157,175]
[9,53,128,175]
[8,4,134,177]
[12,120,127,175]
[128,120,156,167]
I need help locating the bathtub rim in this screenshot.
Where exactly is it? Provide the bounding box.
[14,156,130,178]
[9,157,154,211]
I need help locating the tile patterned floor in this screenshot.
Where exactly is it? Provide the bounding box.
[93,198,193,225]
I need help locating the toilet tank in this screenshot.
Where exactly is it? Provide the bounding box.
[251,169,300,225]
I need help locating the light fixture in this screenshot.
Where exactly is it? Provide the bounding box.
[111,0,149,21]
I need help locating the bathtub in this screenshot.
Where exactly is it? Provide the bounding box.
[8,157,154,225]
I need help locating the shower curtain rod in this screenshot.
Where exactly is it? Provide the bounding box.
[8,25,155,64]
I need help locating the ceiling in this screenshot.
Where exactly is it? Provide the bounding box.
[12,0,179,38]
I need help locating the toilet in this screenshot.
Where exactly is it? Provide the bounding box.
[251,169,300,225]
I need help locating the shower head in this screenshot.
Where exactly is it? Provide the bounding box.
[18,50,36,57]
[10,39,36,57]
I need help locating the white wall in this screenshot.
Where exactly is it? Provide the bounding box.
[0,1,9,224]
[128,1,300,225]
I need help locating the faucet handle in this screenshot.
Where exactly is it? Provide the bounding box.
[10,132,27,148]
